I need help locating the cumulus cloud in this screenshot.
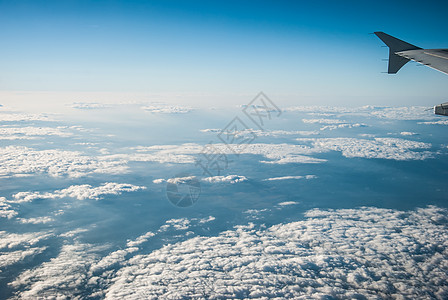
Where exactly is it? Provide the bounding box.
[296,137,432,160]
[0,197,18,219]
[0,231,52,273]
[0,146,128,178]
[0,113,55,122]
[17,217,55,224]
[7,207,448,299]
[0,126,73,140]
[302,118,348,124]
[142,105,193,114]
[132,137,433,166]
[277,201,300,206]
[9,243,100,299]
[12,182,146,202]
[302,118,366,131]
[287,105,434,120]
[400,131,418,136]
[419,120,448,125]
[202,175,248,184]
[264,175,316,181]
[200,128,319,137]
[133,143,326,165]
[102,206,448,299]
[71,102,111,109]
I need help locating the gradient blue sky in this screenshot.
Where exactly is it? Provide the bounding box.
[1,0,447,106]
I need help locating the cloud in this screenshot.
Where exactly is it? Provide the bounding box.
[102,206,448,299]
[302,118,348,124]
[12,182,146,202]
[302,118,366,131]
[419,120,448,125]
[202,175,248,184]
[132,137,432,166]
[17,217,55,224]
[71,102,111,109]
[133,143,325,165]
[0,146,128,178]
[6,207,448,299]
[142,105,193,114]
[0,231,52,274]
[0,126,73,140]
[0,113,55,122]
[0,197,18,219]
[264,175,317,181]
[400,131,418,136]
[200,128,319,137]
[277,201,300,206]
[9,243,100,299]
[287,105,435,120]
[296,137,432,160]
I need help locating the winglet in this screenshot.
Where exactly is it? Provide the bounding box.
[374,32,421,74]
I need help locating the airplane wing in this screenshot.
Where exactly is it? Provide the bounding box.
[374,32,448,116]
[374,32,448,75]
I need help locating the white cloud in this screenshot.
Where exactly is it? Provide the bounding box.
[200,128,319,137]
[0,146,128,178]
[264,175,316,181]
[296,137,432,160]
[0,231,52,273]
[419,120,448,125]
[302,118,366,131]
[9,243,100,299]
[302,118,348,124]
[400,131,418,136]
[142,105,193,114]
[17,216,55,224]
[277,201,300,206]
[202,175,247,184]
[12,182,146,202]
[286,105,435,120]
[71,102,111,109]
[0,126,73,140]
[102,206,448,299]
[0,197,18,219]
[133,143,325,165]
[0,113,55,122]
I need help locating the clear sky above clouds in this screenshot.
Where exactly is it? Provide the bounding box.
[1,0,447,107]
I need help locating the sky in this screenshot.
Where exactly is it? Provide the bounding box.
[0,0,447,107]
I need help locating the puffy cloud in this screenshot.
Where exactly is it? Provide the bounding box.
[200,128,319,137]
[17,217,55,224]
[419,120,448,125]
[134,143,325,165]
[71,102,111,109]
[287,105,434,120]
[12,182,146,202]
[0,197,18,219]
[0,146,128,178]
[302,118,348,124]
[0,126,73,140]
[400,131,418,136]
[9,243,99,299]
[0,113,55,122]
[133,137,433,166]
[142,105,193,114]
[296,137,432,160]
[103,206,448,299]
[202,175,247,184]
[0,231,52,274]
[302,118,366,131]
[277,201,300,206]
[264,175,316,181]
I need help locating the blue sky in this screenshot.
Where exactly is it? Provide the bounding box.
[1,0,447,106]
